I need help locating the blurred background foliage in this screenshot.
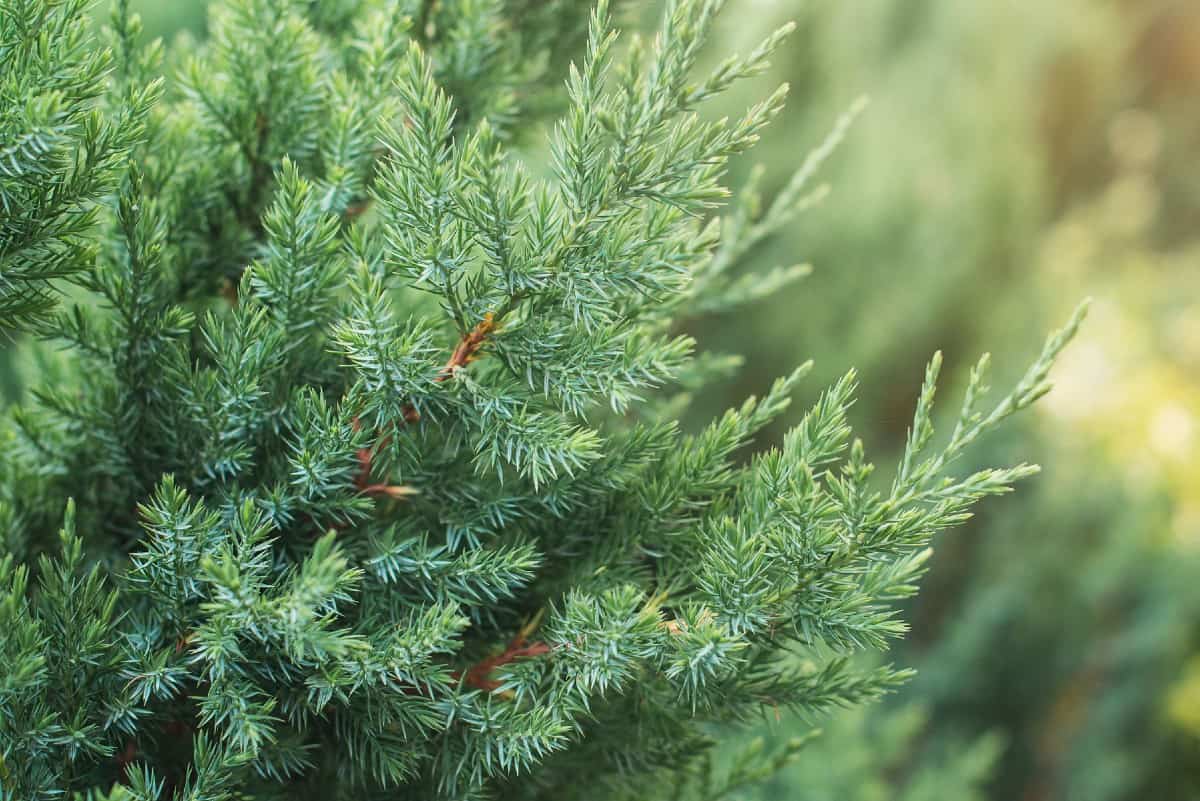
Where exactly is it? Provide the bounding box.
[696,2,1200,800]
[11,0,1195,798]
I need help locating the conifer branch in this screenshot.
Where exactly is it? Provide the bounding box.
[0,2,1084,798]
[457,635,554,693]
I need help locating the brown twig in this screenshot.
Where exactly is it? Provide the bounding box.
[354,313,498,488]
[343,199,373,221]
[455,634,553,692]
[440,312,496,378]
[453,611,552,693]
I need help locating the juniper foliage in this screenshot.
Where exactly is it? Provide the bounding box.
[0,0,159,329]
[0,1,1083,799]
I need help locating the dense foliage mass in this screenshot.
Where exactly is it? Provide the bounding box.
[0,1,1082,799]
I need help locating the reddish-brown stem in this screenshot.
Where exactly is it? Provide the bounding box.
[343,199,373,220]
[354,313,498,489]
[455,634,553,692]
[440,312,496,378]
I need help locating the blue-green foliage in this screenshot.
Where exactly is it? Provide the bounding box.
[0,1,1081,799]
[0,0,160,328]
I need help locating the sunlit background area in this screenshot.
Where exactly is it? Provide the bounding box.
[47,0,1200,798]
[692,4,1200,799]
